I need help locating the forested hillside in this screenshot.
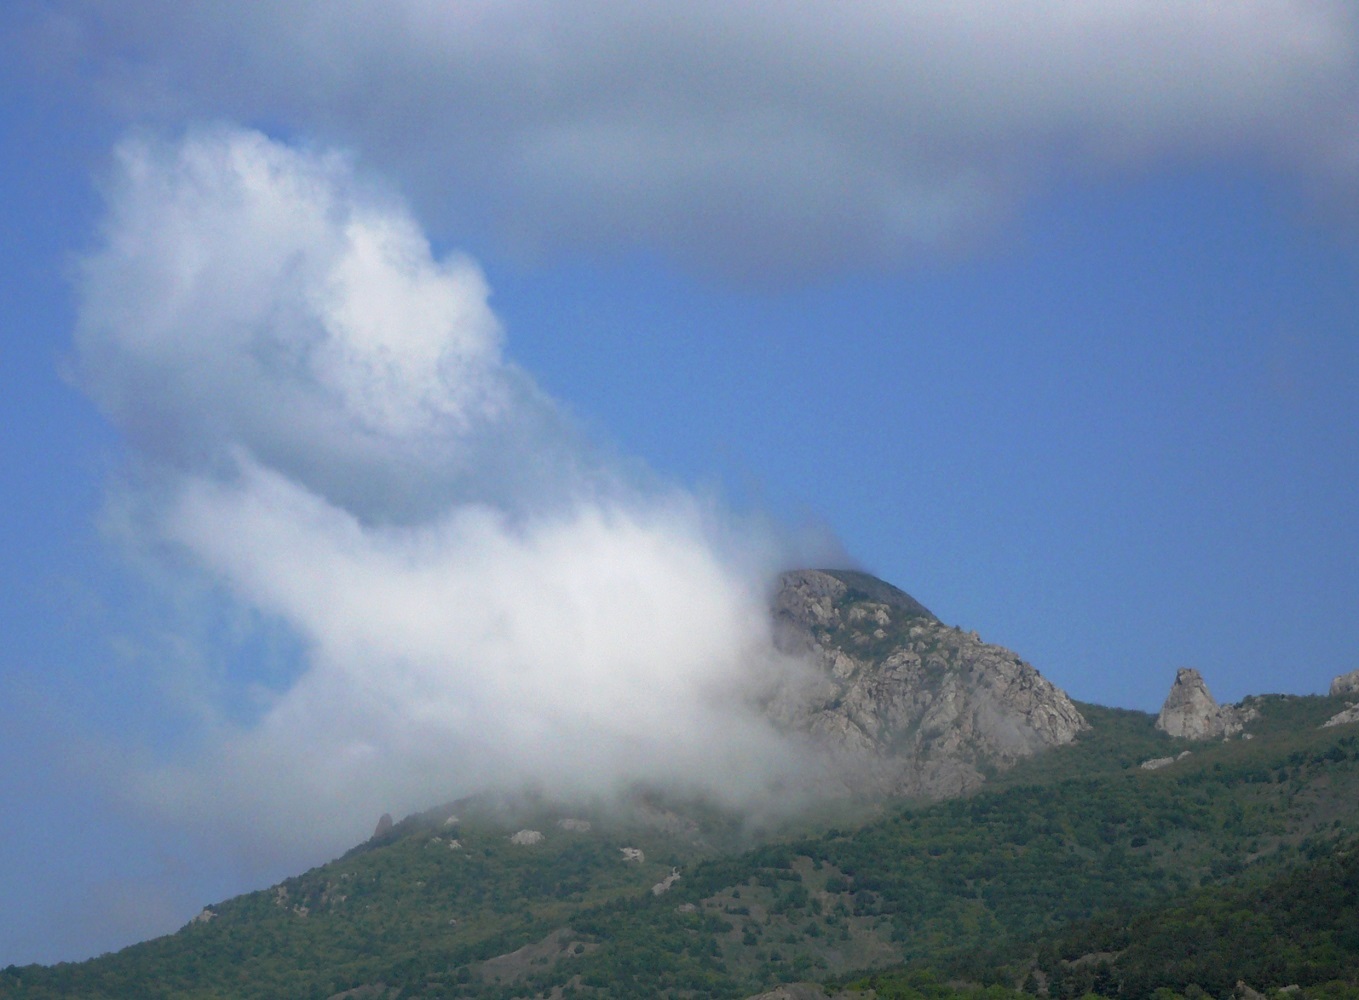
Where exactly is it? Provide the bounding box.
[5,693,1359,999]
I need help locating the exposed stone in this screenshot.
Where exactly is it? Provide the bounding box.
[188,908,216,925]
[620,847,645,863]
[743,985,832,1000]
[1322,704,1359,728]
[478,928,580,985]
[509,829,544,846]
[372,813,394,839]
[326,985,397,1000]
[767,569,1088,798]
[1330,670,1359,698]
[629,800,700,839]
[651,868,682,895]
[1155,668,1254,740]
[1140,750,1192,771]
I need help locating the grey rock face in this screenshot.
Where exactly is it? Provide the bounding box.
[1322,704,1359,728]
[651,868,682,895]
[1331,670,1359,698]
[1155,668,1253,739]
[1140,750,1192,771]
[769,569,1088,798]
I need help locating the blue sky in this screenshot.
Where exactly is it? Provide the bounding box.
[2,1,1358,966]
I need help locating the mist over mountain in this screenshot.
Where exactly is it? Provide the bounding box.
[8,0,1359,975]
[50,126,1121,974]
[70,127,859,868]
[10,575,1359,999]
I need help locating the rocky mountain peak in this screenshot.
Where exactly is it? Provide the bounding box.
[1155,668,1253,740]
[769,569,1087,799]
[774,568,937,631]
[1330,669,1359,698]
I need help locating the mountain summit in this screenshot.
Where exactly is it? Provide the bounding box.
[769,569,1088,798]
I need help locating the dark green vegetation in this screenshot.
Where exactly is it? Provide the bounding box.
[1019,834,1359,1000]
[5,695,1359,1000]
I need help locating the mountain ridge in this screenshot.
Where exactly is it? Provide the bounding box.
[8,568,1359,1000]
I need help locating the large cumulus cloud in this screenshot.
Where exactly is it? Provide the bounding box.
[76,128,811,852]
[76,128,598,522]
[36,1,1359,277]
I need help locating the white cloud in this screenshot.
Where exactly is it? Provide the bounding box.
[43,1,1359,276]
[76,127,593,521]
[76,128,811,852]
[143,458,800,848]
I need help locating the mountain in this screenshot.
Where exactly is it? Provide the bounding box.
[6,571,1359,1000]
[770,569,1088,798]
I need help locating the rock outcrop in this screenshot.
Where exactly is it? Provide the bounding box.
[651,868,682,895]
[744,986,834,1000]
[326,986,398,1000]
[768,569,1088,798]
[1140,751,1192,771]
[1331,670,1359,698]
[1155,668,1253,740]
[1323,704,1359,728]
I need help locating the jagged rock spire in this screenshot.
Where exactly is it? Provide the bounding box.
[1155,668,1250,740]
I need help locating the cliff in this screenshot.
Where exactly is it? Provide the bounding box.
[768,569,1088,798]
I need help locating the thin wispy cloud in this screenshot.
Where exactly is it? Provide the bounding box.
[40,1,1359,277]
